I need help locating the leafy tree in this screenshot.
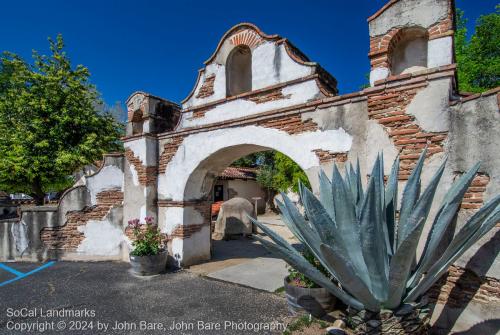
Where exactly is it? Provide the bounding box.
[0,35,123,204]
[455,6,500,93]
[272,152,310,193]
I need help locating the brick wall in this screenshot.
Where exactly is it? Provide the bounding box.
[41,190,123,251]
[456,173,490,210]
[247,88,291,104]
[367,80,447,180]
[428,265,500,307]
[313,150,348,164]
[125,148,157,186]
[196,74,215,99]
[258,114,318,135]
[158,137,184,174]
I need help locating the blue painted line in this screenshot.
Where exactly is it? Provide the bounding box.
[0,263,25,277]
[0,261,56,287]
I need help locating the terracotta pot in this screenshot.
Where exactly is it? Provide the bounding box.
[284,276,336,317]
[129,250,168,276]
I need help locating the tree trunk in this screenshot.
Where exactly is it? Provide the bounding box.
[31,179,45,206]
[266,188,277,213]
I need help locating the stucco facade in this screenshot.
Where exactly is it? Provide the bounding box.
[1,0,499,332]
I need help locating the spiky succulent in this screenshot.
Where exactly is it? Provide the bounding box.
[253,149,500,312]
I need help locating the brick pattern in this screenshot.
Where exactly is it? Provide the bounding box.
[258,114,318,135]
[313,150,348,164]
[456,173,490,210]
[165,202,211,240]
[190,106,214,119]
[196,74,215,99]
[229,29,263,49]
[41,190,123,251]
[158,137,184,174]
[367,83,447,180]
[124,148,157,186]
[428,265,500,307]
[247,88,291,104]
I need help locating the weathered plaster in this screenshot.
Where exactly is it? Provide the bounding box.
[77,219,126,256]
[428,36,453,68]
[406,78,452,132]
[369,0,449,37]
[180,80,321,128]
[370,67,390,86]
[86,165,123,204]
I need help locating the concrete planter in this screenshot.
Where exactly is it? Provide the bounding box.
[284,276,336,317]
[129,250,168,276]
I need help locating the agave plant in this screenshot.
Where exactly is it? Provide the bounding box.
[253,149,500,312]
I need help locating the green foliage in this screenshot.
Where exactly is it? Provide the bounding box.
[0,35,123,204]
[253,150,500,312]
[272,152,310,193]
[455,6,500,93]
[288,249,330,288]
[128,217,163,257]
[233,150,311,194]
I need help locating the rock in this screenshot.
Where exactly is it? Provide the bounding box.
[213,197,255,240]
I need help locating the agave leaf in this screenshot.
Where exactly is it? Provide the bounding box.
[320,244,380,312]
[399,156,446,244]
[319,170,335,221]
[254,236,365,311]
[386,217,426,308]
[359,157,389,301]
[276,196,341,279]
[250,217,301,256]
[328,165,372,287]
[408,162,480,288]
[300,186,338,244]
[356,158,364,203]
[405,202,500,303]
[397,148,427,247]
[375,153,392,263]
[385,156,400,253]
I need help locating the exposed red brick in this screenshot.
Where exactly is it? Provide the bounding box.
[158,137,184,174]
[455,173,491,210]
[41,190,123,251]
[247,88,291,104]
[313,150,348,164]
[258,114,318,135]
[195,74,215,99]
[428,265,500,307]
[125,148,157,186]
[367,84,448,180]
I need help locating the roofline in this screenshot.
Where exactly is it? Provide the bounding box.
[125,91,180,107]
[367,0,400,22]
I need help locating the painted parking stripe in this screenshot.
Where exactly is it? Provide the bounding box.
[0,261,56,287]
[0,263,25,277]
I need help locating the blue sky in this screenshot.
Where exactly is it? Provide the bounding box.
[1,0,497,109]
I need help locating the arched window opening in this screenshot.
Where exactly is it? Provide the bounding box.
[390,28,428,75]
[226,45,252,96]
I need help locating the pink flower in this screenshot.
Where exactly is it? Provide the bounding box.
[144,216,154,225]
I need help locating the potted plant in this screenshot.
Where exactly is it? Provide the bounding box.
[253,149,500,334]
[128,216,167,276]
[284,249,336,317]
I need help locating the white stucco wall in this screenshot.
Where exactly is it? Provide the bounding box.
[180,80,321,128]
[428,36,453,68]
[183,38,315,110]
[77,219,127,256]
[406,78,452,132]
[85,165,123,204]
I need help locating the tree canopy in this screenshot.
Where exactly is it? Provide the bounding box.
[455,6,500,93]
[0,35,123,204]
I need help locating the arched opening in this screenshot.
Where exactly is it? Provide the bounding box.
[390,27,428,75]
[183,145,311,291]
[226,45,252,96]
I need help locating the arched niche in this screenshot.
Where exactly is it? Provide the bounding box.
[226,45,252,96]
[390,27,428,75]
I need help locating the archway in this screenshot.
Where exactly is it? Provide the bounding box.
[183,145,310,291]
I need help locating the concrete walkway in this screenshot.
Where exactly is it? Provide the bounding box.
[188,214,298,292]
